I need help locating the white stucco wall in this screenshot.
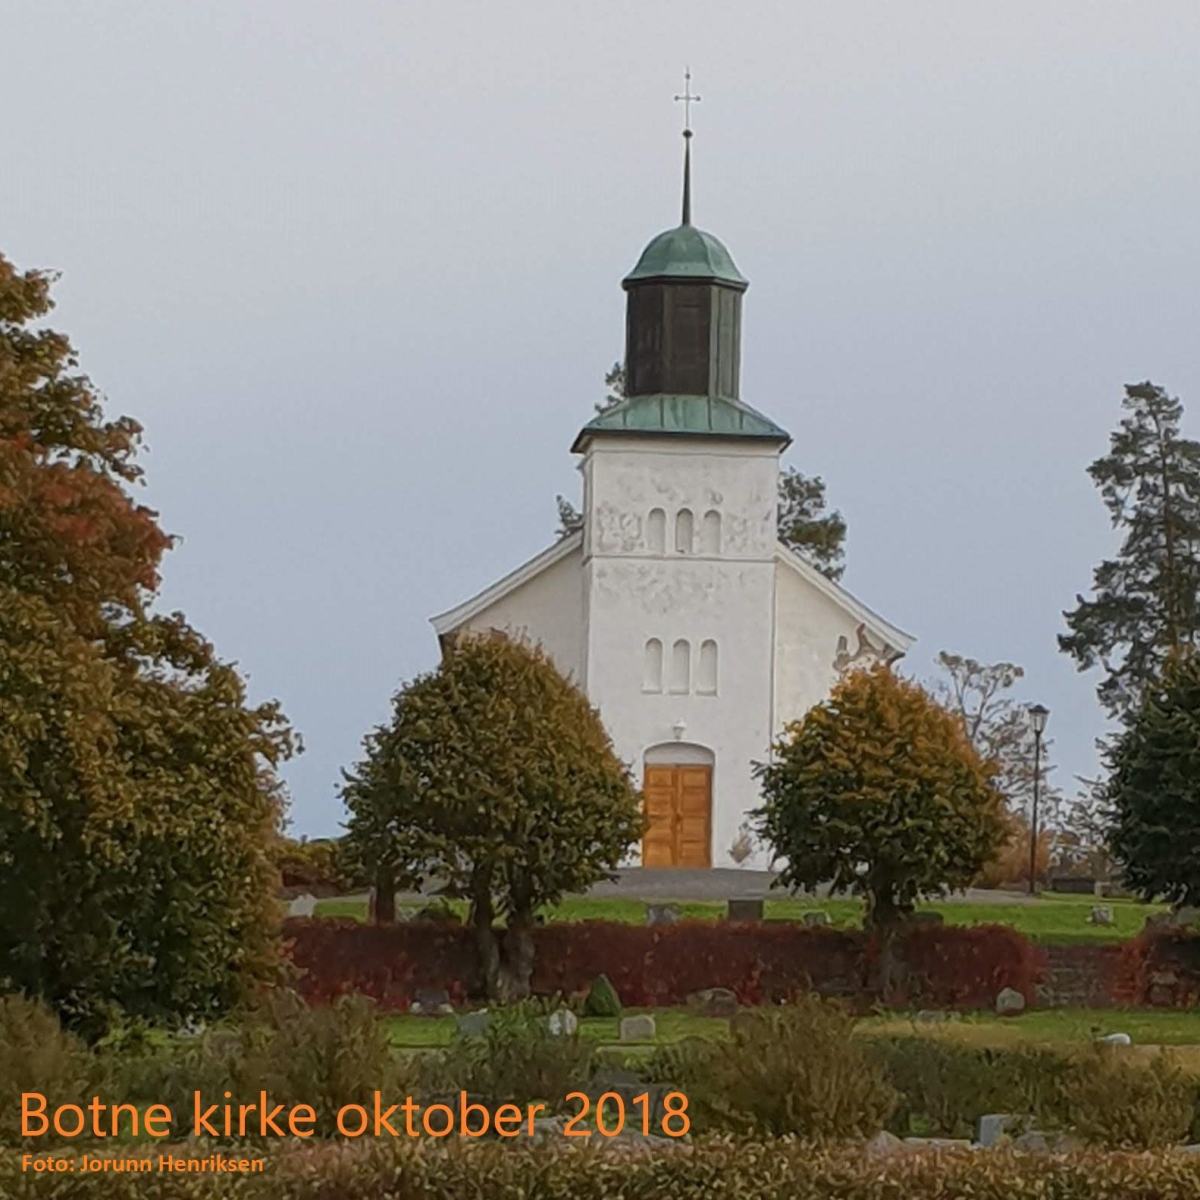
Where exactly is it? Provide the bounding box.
[457,543,585,683]
[580,435,781,868]
[772,557,869,731]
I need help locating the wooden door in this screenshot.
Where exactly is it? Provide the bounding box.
[642,764,712,868]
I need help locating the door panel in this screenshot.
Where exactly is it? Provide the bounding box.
[641,764,712,867]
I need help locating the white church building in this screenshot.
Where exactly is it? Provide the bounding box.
[432,137,913,870]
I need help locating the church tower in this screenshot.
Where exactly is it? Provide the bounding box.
[571,116,791,869]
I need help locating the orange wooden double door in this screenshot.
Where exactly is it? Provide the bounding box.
[642,764,712,868]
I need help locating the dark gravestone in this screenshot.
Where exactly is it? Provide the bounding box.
[726,897,764,922]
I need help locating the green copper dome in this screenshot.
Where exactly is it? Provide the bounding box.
[623,223,747,289]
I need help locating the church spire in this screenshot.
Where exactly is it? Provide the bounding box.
[674,68,700,226]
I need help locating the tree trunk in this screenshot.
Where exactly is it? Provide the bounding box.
[471,876,504,1002]
[500,908,537,1001]
[866,889,910,1004]
[372,864,396,925]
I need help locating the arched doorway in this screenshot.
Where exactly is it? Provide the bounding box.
[641,743,714,868]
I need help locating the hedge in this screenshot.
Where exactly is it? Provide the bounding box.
[284,918,1043,1010]
[1116,929,1200,1006]
[6,1139,1200,1199]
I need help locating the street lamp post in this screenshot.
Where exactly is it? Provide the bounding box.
[1027,704,1050,896]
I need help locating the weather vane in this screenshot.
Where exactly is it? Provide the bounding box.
[674,67,700,134]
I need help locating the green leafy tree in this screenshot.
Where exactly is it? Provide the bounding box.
[0,254,295,1034]
[754,665,1005,930]
[1104,652,1200,906]
[776,466,847,581]
[1061,382,1200,719]
[342,635,642,1000]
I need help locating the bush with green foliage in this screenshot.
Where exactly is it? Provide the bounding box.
[342,635,642,1000]
[0,994,91,1145]
[12,1138,1200,1200]
[673,995,896,1138]
[428,999,594,1109]
[583,973,621,1017]
[1062,1046,1197,1148]
[869,1036,1067,1138]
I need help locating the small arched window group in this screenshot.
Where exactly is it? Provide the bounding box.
[643,637,719,695]
[646,507,721,555]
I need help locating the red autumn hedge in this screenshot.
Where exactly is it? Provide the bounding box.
[283,918,1043,1011]
[1115,928,1200,1006]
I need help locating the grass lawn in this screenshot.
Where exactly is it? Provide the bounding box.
[387,1005,1200,1067]
[315,891,1166,943]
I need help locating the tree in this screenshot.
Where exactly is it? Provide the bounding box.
[753,665,1005,930]
[342,635,642,1000]
[0,254,295,1034]
[1061,382,1200,719]
[1103,652,1200,906]
[776,467,847,581]
[933,652,1060,818]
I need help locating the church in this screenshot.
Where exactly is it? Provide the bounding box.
[431,128,913,870]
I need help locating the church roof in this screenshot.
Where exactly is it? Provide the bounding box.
[623,223,747,289]
[571,393,790,453]
[774,542,916,656]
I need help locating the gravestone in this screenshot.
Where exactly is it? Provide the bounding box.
[726,897,764,922]
[646,904,680,926]
[976,1113,1023,1147]
[287,892,317,918]
[994,987,1026,1016]
[456,1010,491,1038]
[1088,905,1114,926]
[619,1014,656,1042]
[411,987,453,1016]
[803,911,831,927]
[686,987,738,1017]
[547,1008,578,1036]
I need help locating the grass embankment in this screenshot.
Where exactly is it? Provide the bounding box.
[316,891,1166,944]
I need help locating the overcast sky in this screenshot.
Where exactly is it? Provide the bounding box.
[4,1,1199,835]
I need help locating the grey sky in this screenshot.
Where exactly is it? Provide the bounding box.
[4,1,1199,835]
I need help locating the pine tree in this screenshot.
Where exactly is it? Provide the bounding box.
[776,467,847,581]
[1061,382,1200,719]
[1104,652,1200,906]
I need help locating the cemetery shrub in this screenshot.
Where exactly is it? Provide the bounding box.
[1061,1046,1198,1149]
[0,994,91,1145]
[582,973,622,1017]
[690,994,897,1137]
[13,1139,1200,1200]
[869,1037,1068,1138]
[427,999,594,1110]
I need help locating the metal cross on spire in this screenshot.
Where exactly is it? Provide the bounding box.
[674,68,700,225]
[674,68,700,132]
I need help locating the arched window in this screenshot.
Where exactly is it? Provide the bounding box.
[697,639,718,695]
[642,638,663,692]
[669,639,691,694]
[674,508,694,554]
[646,508,666,554]
[701,509,721,555]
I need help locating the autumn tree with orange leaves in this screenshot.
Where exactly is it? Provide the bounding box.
[0,255,295,1035]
